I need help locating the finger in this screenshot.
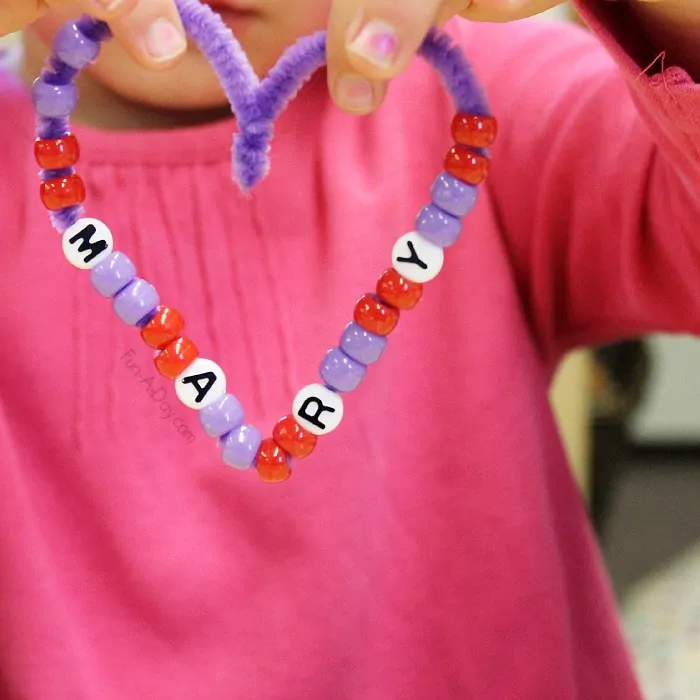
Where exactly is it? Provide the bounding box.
[48,0,187,69]
[0,1,47,37]
[106,0,186,67]
[329,71,388,114]
[334,0,443,79]
[458,0,559,23]
[435,0,472,27]
[327,0,443,113]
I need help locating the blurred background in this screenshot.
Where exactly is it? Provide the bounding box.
[540,5,700,699]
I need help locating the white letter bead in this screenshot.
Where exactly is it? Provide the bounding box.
[175,358,227,411]
[391,232,444,284]
[62,218,114,270]
[293,384,344,436]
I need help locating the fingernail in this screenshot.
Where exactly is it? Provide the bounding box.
[144,18,187,62]
[347,20,400,70]
[336,75,375,113]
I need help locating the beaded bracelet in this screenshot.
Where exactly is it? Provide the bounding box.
[32,0,496,483]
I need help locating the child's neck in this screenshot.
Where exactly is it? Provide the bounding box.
[19,31,231,131]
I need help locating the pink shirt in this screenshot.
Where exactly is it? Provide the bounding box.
[2,5,700,698]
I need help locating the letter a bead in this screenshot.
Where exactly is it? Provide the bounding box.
[293,384,344,436]
[175,358,227,410]
[62,218,113,269]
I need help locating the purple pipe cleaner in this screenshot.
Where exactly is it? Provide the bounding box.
[38,0,490,214]
[35,16,111,231]
[173,0,490,191]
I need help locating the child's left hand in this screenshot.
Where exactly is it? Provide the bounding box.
[327,0,700,113]
[326,0,563,113]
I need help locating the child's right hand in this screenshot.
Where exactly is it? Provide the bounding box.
[0,0,187,68]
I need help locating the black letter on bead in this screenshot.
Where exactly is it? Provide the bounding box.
[396,240,428,270]
[69,224,109,264]
[298,397,336,431]
[182,372,217,405]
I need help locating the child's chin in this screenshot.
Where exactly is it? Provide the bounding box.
[134,84,230,113]
[96,54,230,113]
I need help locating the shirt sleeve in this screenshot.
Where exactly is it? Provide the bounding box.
[466,5,700,369]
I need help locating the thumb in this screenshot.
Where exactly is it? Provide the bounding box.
[327,0,443,113]
[0,1,45,37]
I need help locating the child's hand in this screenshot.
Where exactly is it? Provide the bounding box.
[327,0,563,113]
[0,0,186,68]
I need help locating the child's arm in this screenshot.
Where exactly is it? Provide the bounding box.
[469,6,700,369]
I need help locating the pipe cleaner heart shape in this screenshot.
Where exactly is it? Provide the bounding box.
[173,0,492,191]
[32,0,495,481]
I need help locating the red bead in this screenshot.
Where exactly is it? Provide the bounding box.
[354,293,400,336]
[34,134,80,169]
[444,146,490,186]
[451,114,498,148]
[376,268,423,311]
[273,415,318,459]
[256,438,292,483]
[40,174,86,211]
[154,337,199,380]
[140,306,185,350]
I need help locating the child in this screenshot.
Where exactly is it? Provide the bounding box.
[1,0,699,698]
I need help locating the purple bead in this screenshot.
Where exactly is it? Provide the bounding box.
[90,252,136,298]
[415,204,463,248]
[340,322,387,365]
[221,424,262,470]
[199,394,245,439]
[430,172,478,218]
[54,22,101,69]
[113,279,159,326]
[320,348,366,393]
[76,17,112,43]
[31,78,78,119]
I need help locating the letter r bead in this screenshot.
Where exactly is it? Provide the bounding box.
[292,384,344,436]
